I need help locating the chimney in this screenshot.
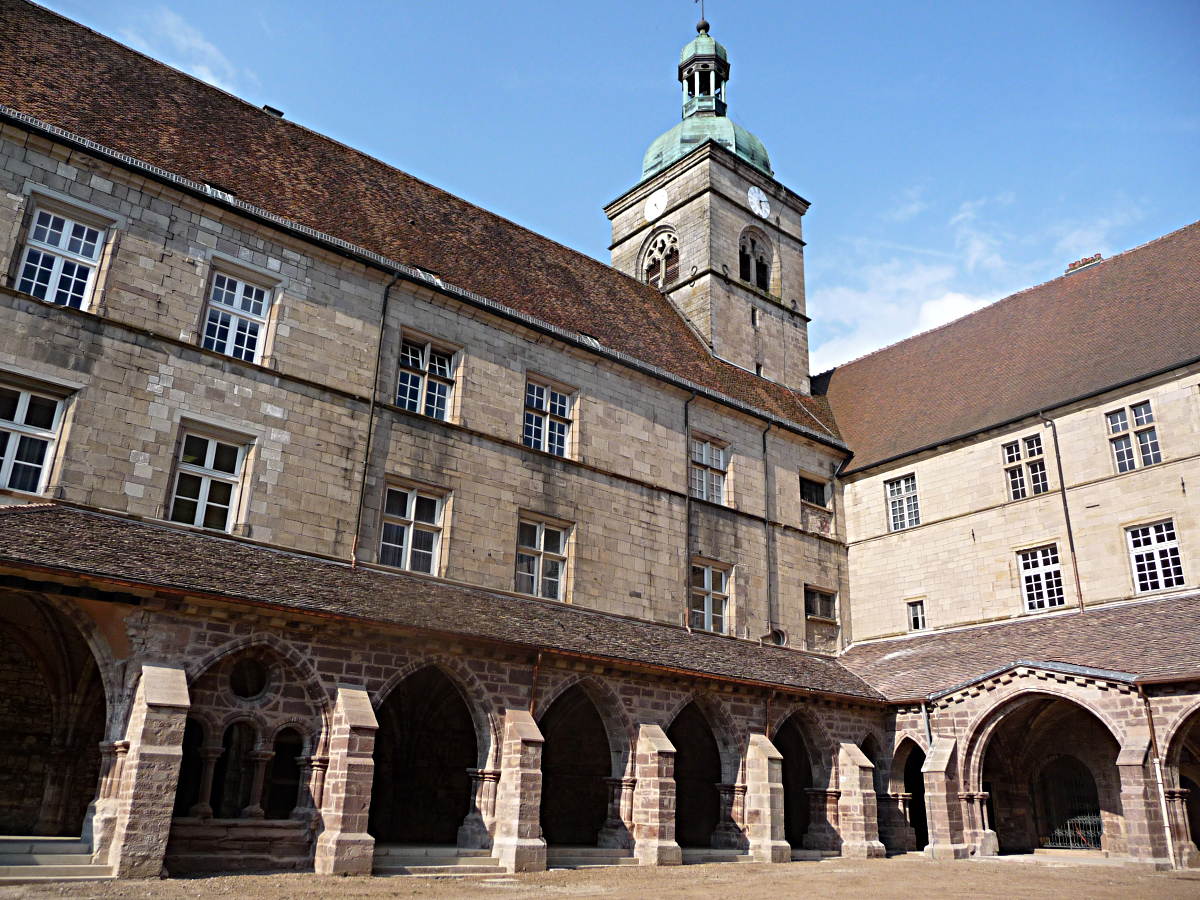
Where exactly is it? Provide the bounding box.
[1065,253,1102,275]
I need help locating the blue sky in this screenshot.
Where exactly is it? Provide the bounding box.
[43,1,1200,371]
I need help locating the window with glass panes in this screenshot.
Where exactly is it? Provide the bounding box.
[17,207,106,309]
[1018,545,1065,610]
[886,474,920,531]
[1126,520,1185,593]
[396,338,455,420]
[0,385,62,493]
[201,272,271,363]
[1106,401,1162,473]
[690,563,729,633]
[523,381,572,457]
[799,476,828,507]
[907,599,926,631]
[169,433,246,531]
[689,437,727,503]
[379,487,444,574]
[1002,433,1050,500]
[515,520,568,600]
[804,587,836,620]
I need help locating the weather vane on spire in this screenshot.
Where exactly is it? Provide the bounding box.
[695,0,706,25]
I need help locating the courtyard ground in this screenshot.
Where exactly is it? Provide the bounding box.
[4,857,1200,900]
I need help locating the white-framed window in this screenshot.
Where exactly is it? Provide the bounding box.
[396,336,456,421]
[168,432,248,532]
[0,383,63,494]
[523,380,573,457]
[1002,433,1050,500]
[886,474,920,531]
[516,519,568,600]
[1018,544,1065,611]
[17,207,106,310]
[1126,520,1185,593]
[689,436,727,503]
[907,599,927,631]
[1107,401,1162,473]
[690,562,730,633]
[800,475,828,507]
[379,485,445,574]
[201,271,272,363]
[804,586,837,620]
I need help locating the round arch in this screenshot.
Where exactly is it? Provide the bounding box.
[737,225,777,294]
[638,226,680,289]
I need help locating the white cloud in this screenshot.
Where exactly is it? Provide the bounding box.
[119,7,255,95]
[883,184,929,223]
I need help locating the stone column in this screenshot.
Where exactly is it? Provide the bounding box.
[293,755,318,823]
[309,756,329,812]
[314,685,378,876]
[921,737,968,860]
[458,768,501,849]
[743,733,790,862]
[961,791,998,856]
[598,777,636,849]
[492,708,546,873]
[1115,735,1171,868]
[189,747,223,818]
[105,665,190,878]
[241,749,273,818]
[1165,788,1198,868]
[631,723,682,866]
[878,792,916,852]
[86,740,127,859]
[835,743,886,858]
[803,788,840,851]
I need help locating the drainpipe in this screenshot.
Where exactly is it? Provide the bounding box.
[682,392,697,630]
[1038,412,1085,614]
[350,270,401,566]
[760,422,779,638]
[1138,684,1178,868]
[921,699,933,745]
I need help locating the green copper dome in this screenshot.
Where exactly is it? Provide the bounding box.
[642,117,772,179]
[642,21,772,180]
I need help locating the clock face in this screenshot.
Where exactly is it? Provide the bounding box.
[644,188,668,222]
[747,185,771,218]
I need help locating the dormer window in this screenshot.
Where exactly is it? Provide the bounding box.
[643,231,680,289]
[739,234,770,292]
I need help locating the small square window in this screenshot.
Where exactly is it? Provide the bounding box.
[800,476,827,507]
[804,587,837,620]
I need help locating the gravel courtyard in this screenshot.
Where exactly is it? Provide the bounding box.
[4,857,1200,900]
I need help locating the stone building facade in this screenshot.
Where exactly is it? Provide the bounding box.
[0,0,1197,882]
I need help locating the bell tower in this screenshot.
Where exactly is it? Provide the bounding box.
[605,19,812,393]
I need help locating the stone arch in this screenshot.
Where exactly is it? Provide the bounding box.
[536,672,634,778]
[639,226,680,289]
[189,633,331,714]
[738,225,776,293]
[37,595,123,730]
[887,732,929,793]
[1160,695,1200,784]
[769,701,837,785]
[885,735,929,852]
[375,656,500,770]
[664,690,743,783]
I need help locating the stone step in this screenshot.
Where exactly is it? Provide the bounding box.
[0,838,91,855]
[680,848,754,864]
[0,875,114,886]
[373,845,493,859]
[547,846,637,868]
[0,864,112,877]
[375,864,503,876]
[546,846,636,858]
[0,853,95,866]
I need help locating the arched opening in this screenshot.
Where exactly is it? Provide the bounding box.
[0,595,106,837]
[1160,705,1200,856]
[668,702,721,848]
[902,744,928,850]
[1183,776,1200,848]
[978,695,1121,854]
[539,684,611,846]
[210,721,257,819]
[370,666,479,844]
[265,728,304,819]
[774,714,813,848]
[173,718,206,816]
[739,233,771,292]
[643,231,680,289]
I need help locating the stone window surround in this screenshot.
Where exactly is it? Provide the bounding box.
[804,584,837,622]
[689,432,729,505]
[690,557,731,634]
[1106,399,1163,474]
[522,373,575,459]
[378,480,448,576]
[906,597,926,631]
[1002,432,1050,501]
[0,378,66,495]
[395,329,460,423]
[885,472,920,532]
[799,472,829,509]
[194,253,283,368]
[1017,543,1066,611]
[165,417,257,534]
[1126,518,1186,594]
[515,512,572,601]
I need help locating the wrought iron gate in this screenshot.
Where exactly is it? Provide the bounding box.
[1037,755,1102,850]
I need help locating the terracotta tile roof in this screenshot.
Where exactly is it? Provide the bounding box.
[0,504,881,700]
[818,221,1200,471]
[0,0,838,439]
[841,594,1200,700]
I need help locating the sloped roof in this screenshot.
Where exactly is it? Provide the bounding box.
[0,0,837,438]
[0,504,881,700]
[819,221,1200,472]
[841,594,1200,700]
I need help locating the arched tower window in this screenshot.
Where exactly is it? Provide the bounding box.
[642,230,680,289]
[739,232,771,292]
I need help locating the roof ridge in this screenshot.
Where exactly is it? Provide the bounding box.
[821,218,1200,377]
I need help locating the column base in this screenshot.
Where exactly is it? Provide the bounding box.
[314,831,375,876]
[749,839,792,863]
[456,813,492,850]
[841,839,886,859]
[635,838,682,866]
[973,830,999,857]
[925,842,971,860]
[494,837,546,873]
